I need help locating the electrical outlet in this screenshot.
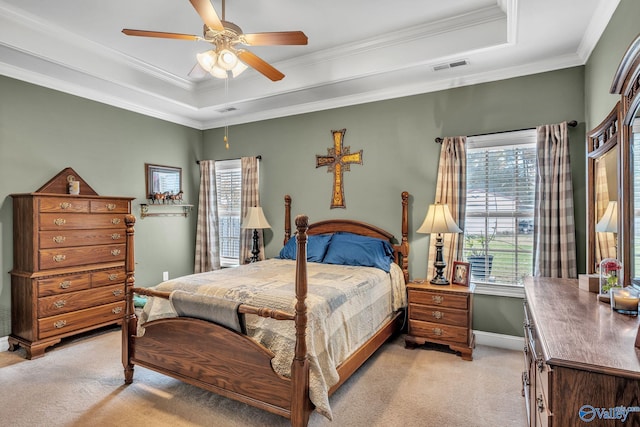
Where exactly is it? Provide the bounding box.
[163,271,169,281]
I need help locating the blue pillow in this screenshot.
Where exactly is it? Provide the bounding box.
[277,233,333,262]
[322,232,395,272]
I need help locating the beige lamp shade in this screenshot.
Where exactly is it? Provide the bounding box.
[595,201,617,233]
[241,207,272,229]
[417,203,462,234]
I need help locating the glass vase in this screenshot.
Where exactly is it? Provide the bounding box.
[599,258,622,302]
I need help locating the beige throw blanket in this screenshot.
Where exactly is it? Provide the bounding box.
[139,259,406,419]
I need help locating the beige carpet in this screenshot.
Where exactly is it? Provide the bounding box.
[0,327,526,427]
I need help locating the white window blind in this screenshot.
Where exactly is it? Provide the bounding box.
[463,130,536,286]
[215,159,242,267]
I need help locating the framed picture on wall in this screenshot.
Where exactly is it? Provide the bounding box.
[451,261,470,286]
[145,163,182,200]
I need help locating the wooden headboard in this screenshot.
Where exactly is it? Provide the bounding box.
[283,192,410,282]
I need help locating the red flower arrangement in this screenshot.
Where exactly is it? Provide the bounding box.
[601,259,622,294]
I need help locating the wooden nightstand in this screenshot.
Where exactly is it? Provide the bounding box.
[405,280,475,361]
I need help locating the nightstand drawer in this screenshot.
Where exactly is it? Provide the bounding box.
[408,289,468,309]
[409,319,468,344]
[409,303,467,327]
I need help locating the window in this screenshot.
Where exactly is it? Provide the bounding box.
[215,159,242,267]
[463,130,536,287]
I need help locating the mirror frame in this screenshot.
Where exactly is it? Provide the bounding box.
[586,103,620,274]
[610,33,640,287]
[145,163,182,199]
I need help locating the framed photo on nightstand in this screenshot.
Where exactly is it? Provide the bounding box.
[451,261,470,286]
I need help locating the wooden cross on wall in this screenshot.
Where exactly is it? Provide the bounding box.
[315,129,363,209]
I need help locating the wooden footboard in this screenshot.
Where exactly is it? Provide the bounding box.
[123,214,314,426]
[131,317,294,416]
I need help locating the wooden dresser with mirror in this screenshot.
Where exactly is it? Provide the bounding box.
[8,168,135,359]
[522,33,640,427]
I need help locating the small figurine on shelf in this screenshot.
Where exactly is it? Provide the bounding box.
[168,191,184,204]
[598,258,622,303]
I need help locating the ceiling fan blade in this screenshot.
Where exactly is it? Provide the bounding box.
[237,50,284,81]
[242,31,308,46]
[122,29,200,41]
[189,0,224,31]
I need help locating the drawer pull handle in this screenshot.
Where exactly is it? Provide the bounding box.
[53,218,66,226]
[432,295,444,304]
[59,280,71,289]
[108,274,118,281]
[112,307,123,314]
[111,249,121,256]
[106,203,117,211]
[112,289,123,296]
[53,300,66,309]
[111,218,121,225]
[536,395,545,412]
[111,233,121,240]
[432,311,443,319]
[54,320,67,329]
[53,235,66,244]
[60,202,72,209]
[433,327,443,336]
[53,254,66,263]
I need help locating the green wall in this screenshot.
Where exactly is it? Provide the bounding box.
[204,67,586,337]
[585,0,640,129]
[0,76,203,336]
[6,0,639,338]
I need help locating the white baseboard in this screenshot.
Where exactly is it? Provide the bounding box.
[0,335,8,352]
[474,330,524,351]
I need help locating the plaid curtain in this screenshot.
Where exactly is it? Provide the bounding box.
[533,122,577,278]
[194,160,221,273]
[594,159,616,262]
[239,157,262,264]
[428,136,467,280]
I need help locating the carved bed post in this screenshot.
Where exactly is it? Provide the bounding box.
[391,191,411,282]
[284,194,292,245]
[122,214,136,383]
[290,215,313,426]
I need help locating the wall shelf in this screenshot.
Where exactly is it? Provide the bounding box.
[140,203,193,218]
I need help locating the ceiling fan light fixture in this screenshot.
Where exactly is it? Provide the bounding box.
[231,60,248,77]
[218,48,238,70]
[196,50,218,72]
[209,65,229,79]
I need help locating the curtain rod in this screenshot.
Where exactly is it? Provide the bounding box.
[434,120,578,143]
[196,155,262,164]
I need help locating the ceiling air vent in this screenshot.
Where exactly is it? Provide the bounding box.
[217,106,237,113]
[433,59,469,72]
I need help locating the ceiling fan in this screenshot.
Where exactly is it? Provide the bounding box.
[122,0,308,81]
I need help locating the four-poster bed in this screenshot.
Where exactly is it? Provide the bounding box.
[121,191,410,426]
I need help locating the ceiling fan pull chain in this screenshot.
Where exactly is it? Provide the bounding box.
[224,77,230,150]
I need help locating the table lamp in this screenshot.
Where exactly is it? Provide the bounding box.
[241,206,271,263]
[417,203,462,285]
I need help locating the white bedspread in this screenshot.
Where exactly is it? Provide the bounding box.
[138,259,406,419]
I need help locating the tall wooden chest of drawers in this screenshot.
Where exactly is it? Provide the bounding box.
[405,280,475,360]
[8,168,134,359]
